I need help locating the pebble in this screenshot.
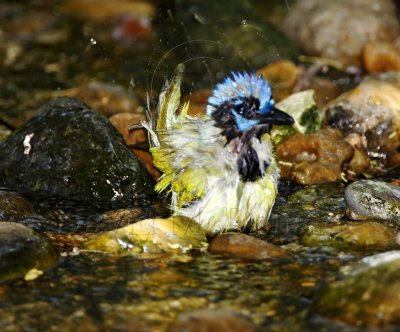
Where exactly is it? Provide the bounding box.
[210,233,289,261]
[345,180,400,221]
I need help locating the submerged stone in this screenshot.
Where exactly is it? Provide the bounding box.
[0,97,154,211]
[210,233,289,261]
[301,221,397,251]
[84,216,207,255]
[314,254,400,326]
[345,180,400,221]
[167,309,256,332]
[0,222,57,282]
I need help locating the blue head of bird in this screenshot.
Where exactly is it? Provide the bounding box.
[206,72,294,182]
[206,72,294,142]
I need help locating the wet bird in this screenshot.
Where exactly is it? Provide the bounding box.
[149,70,294,235]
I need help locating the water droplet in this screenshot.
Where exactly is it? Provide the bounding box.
[241,20,247,25]
[90,38,97,45]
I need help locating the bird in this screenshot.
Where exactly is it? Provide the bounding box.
[148,69,294,236]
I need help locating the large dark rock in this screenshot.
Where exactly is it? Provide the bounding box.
[0,97,154,211]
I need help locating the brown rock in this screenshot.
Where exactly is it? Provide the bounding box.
[184,90,211,116]
[109,112,146,147]
[131,148,161,180]
[258,60,299,102]
[302,221,397,250]
[325,77,400,174]
[209,233,289,261]
[276,128,354,185]
[284,0,400,68]
[54,81,139,117]
[167,309,256,332]
[363,41,400,73]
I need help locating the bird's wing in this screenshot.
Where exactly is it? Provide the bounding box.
[151,116,234,207]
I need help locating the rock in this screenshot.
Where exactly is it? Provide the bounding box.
[301,221,397,250]
[0,97,154,211]
[109,112,146,147]
[284,0,400,68]
[54,81,140,118]
[0,222,57,282]
[167,309,256,332]
[130,148,161,181]
[84,216,208,255]
[185,90,211,116]
[209,233,289,261]
[314,253,400,326]
[276,128,354,185]
[324,76,400,174]
[0,191,33,222]
[363,41,400,73]
[345,180,400,221]
[258,60,300,102]
[274,89,322,137]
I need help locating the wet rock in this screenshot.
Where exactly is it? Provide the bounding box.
[210,233,289,261]
[54,81,140,118]
[185,90,211,116]
[325,76,400,174]
[276,128,354,185]
[275,89,322,135]
[167,309,256,332]
[302,221,397,251]
[258,60,300,102]
[109,112,146,147]
[345,180,400,221]
[130,148,161,181]
[284,0,400,68]
[0,222,57,282]
[84,216,207,255]
[314,253,400,326]
[363,41,400,73]
[0,97,154,211]
[0,191,33,222]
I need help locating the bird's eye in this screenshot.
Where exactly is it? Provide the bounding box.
[233,96,260,119]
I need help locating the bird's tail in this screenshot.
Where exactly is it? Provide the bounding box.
[135,63,189,148]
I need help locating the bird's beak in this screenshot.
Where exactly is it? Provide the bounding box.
[259,106,294,126]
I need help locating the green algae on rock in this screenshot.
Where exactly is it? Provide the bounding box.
[0,97,154,211]
[0,222,58,282]
[314,253,400,326]
[345,180,400,221]
[301,221,397,251]
[272,89,322,144]
[84,216,207,255]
